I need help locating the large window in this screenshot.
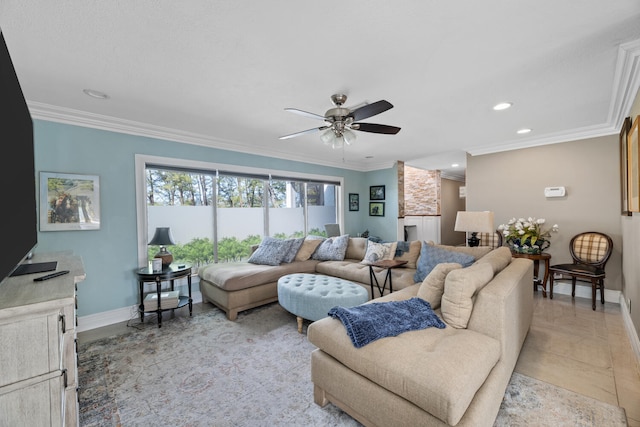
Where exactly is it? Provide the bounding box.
[136,155,342,269]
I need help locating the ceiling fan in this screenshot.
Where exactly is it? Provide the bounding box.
[279,94,401,149]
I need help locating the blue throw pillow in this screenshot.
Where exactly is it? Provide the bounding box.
[248,236,292,266]
[312,234,349,261]
[281,237,305,263]
[414,242,476,282]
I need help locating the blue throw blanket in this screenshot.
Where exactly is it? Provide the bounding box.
[328,298,446,348]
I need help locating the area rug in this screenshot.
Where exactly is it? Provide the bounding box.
[77,303,628,427]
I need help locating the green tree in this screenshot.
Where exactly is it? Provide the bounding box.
[217,237,247,262]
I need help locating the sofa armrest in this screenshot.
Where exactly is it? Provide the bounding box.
[467,258,533,369]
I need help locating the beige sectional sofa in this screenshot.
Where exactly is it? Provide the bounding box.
[198,236,496,320]
[199,236,534,426]
[199,237,419,320]
[307,247,534,427]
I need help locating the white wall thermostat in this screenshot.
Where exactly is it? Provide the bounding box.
[544,186,566,198]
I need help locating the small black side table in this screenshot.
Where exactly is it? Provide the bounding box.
[368,260,408,298]
[135,263,192,327]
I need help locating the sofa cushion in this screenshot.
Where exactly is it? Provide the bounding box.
[394,240,422,269]
[416,262,462,309]
[307,303,501,426]
[198,259,319,291]
[315,260,418,292]
[474,246,512,274]
[295,236,324,261]
[345,237,368,260]
[312,234,349,261]
[414,242,476,282]
[441,263,494,328]
[281,237,305,263]
[360,240,398,265]
[248,236,292,266]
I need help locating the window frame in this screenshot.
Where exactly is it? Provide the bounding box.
[135,154,344,268]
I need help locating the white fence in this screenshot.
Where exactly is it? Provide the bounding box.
[148,205,337,243]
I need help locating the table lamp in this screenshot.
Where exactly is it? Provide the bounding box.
[148,227,176,267]
[454,211,495,247]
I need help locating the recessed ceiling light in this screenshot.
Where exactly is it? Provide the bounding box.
[517,128,532,134]
[83,89,110,100]
[493,102,512,111]
[451,163,459,168]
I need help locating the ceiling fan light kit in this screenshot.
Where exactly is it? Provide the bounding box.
[280,94,401,148]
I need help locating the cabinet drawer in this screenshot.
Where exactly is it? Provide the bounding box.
[0,371,64,426]
[0,312,62,387]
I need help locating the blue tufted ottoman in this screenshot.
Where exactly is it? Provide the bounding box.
[277,273,369,333]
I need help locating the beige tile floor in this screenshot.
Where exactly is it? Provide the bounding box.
[516,291,640,426]
[79,293,640,425]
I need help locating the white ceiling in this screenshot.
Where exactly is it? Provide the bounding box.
[2,1,640,179]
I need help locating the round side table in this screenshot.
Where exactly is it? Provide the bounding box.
[510,252,551,297]
[135,263,192,327]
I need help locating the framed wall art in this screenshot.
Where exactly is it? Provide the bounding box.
[370,185,385,200]
[40,172,101,231]
[620,116,632,215]
[628,116,640,213]
[349,193,359,211]
[369,202,385,217]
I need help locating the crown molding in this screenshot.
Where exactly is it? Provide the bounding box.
[467,122,618,156]
[27,101,383,172]
[608,38,640,127]
[440,170,466,182]
[468,38,640,157]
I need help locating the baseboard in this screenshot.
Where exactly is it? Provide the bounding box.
[549,281,620,303]
[77,291,203,333]
[620,295,640,369]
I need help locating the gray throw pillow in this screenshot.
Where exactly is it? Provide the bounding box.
[248,236,291,266]
[312,234,349,261]
[281,237,305,263]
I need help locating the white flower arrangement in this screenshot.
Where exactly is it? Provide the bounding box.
[498,217,559,253]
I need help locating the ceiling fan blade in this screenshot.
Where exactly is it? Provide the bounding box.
[279,126,327,140]
[284,108,326,121]
[345,100,368,111]
[352,123,401,135]
[349,100,393,122]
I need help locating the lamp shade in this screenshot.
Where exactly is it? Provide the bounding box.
[320,128,355,149]
[342,129,356,145]
[148,227,176,246]
[148,227,176,267]
[454,211,495,247]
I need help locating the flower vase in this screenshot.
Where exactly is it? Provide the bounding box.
[509,238,549,255]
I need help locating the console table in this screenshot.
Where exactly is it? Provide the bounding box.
[135,264,192,327]
[510,252,551,297]
[0,252,85,426]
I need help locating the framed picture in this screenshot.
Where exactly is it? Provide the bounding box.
[628,116,640,213]
[370,185,385,200]
[349,193,359,211]
[620,116,632,215]
[369,202,385,217]
[40,172,101,231]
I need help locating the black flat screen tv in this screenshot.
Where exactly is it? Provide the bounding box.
[0,26,38,285]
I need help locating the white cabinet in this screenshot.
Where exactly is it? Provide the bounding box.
[400,216,441,243]
[0,253,85,427]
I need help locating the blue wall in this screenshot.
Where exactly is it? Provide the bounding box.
[33,120,399,316]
